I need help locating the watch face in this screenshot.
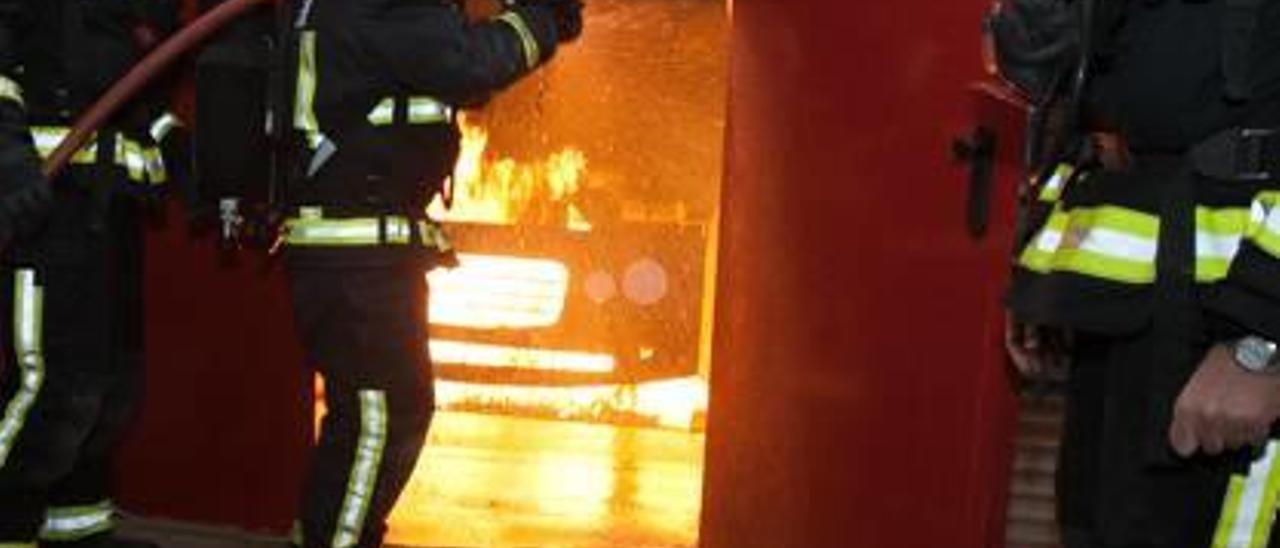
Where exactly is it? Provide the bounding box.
[1237,337,1279,372]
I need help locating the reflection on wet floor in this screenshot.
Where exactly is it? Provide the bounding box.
[386,412,705,548]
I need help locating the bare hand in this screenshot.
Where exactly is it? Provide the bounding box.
[1169,344,1280,457]
[1004,312,1070,380]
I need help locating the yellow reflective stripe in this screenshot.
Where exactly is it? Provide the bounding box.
[1214,441,1280,547]
[29,127,164,185]
[366,98,395,126]
[284,217,414,246]
[1018,204,1265,284]
[1037,163,1075,203]
[331,390,387,548]
[1196,207,1250,282]
[294,31,325,148]
[0,270,44,469]
[418,220,453,252]
[30,127,96,164]
[41,501,115,542]
[290,521,304,547]
[0,543,35,547]
[143,147,167,185]
[1068,205,1160,239]
[1048,248,1155,284]
[118,139,146,183]
[1018,205,1160,284]
[1245,192,1280,259]
[0,75,23,107]
[496,11,540,70]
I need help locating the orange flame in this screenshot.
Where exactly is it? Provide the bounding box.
[419,115,708,431]
[430,114,590,230]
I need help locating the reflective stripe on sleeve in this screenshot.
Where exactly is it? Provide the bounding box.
[0,75,23,107]
[496,11,541,70]
[1018,205,1160,284]
[149,112,182,143]
[1037,163,1075,203]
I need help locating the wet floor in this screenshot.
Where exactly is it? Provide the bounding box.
[386,412,706,548]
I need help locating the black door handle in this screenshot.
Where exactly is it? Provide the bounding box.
[952,126,997,239]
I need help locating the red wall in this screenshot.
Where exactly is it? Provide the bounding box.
[699,1,1023,547]
[116,208,310,533]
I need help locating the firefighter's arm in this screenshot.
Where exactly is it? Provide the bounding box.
[1202,191,1280,341]
[0,1,52,245]
[1174,190,1280,457]
[356,0,581,101]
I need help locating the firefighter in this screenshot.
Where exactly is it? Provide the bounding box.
[1000,0,1280,545]
[280,0,581,545]
[0,0,184,547]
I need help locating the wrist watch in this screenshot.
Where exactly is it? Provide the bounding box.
[1232,335,1280,374]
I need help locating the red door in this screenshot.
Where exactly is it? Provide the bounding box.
[700,1,1025,546]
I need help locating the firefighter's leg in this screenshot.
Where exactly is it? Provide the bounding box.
[0,263,114,546]
[290,263,434,548]
[41,206,150,548]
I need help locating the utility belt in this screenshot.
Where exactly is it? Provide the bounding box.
[29,125,169,188]
[282,206,452,251]
[1087,127,1280,183]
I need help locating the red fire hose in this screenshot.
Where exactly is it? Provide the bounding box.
[42,0,275,179]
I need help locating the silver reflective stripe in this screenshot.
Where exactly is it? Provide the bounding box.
[0,75,23,106]
[1074,227,1159,262]
[0,269,44,469]
[408,98,451,124]
[41,502,114,541]
[1213,441,1280,547]
[367,97,452,126]
[1198,231,1244,261]
[149,112,181,142]
[366,98,395,126]
[496,11,540,70]
[331,390,387,548]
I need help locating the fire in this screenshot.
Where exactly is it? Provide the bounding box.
[430,114,591,230]
[415,115,709,432]
[434,377,709,431]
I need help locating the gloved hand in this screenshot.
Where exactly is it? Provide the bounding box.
[527,0,582,43]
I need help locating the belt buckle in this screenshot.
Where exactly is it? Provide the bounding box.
[1237,128,1277,182]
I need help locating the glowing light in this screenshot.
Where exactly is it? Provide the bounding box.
[430,340,616,373]
[622,258,669,306]
[583,270,617,304]
[434,376,709,431]
[429,114,589,229]
[427,253,569,329]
